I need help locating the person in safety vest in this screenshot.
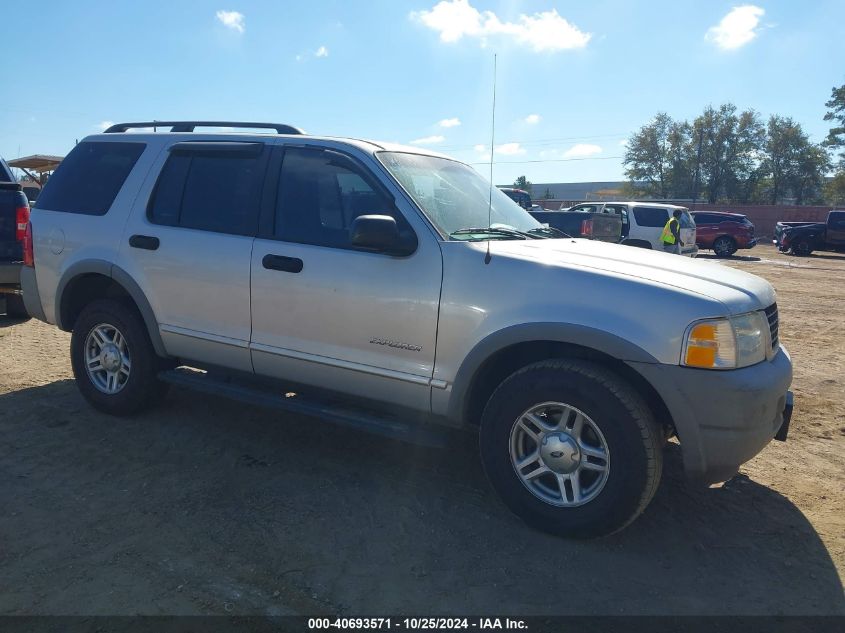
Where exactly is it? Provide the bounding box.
[661,209,684,255]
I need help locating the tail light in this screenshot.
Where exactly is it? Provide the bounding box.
[22,221,34,267]
[15,205,29,241]
[581,219,594,237]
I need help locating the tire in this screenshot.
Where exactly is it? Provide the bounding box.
[712,236,737,258]
[70,299,168,416]
[791,240,812,257]
[479,359,662,538]
[4,294,31,320]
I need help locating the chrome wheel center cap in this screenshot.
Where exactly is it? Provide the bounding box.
[540,433,581,474]
[100,343,122,372]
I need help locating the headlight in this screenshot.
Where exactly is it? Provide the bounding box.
[682,311,769,369]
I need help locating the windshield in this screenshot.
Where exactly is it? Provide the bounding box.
[378,152,543,239]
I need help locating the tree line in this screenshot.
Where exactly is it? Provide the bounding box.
[623,84,845,206]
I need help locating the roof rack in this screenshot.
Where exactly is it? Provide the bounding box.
[103,121,304,134]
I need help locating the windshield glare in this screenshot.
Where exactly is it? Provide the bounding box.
[378,152,543,239]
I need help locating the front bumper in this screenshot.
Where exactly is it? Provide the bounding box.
[629,346,793,485]
[743,237,758,249]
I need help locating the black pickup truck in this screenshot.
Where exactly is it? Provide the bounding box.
[774,210,845,256]
[0,156,30,318]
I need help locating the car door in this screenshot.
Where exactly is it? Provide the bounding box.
[249,145,443,412]
[827,211,845,245]
[692,213,715,246]
[117,140,267,372]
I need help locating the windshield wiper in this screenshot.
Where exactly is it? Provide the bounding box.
[527,226,571,238]
[450,227,532,240]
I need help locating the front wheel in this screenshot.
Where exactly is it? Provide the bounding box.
[70,299,168,416]
[479,360,663,538]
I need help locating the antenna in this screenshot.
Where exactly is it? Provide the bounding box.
[485,53,497,265]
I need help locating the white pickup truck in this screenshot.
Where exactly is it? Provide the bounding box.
[22,121,792,538]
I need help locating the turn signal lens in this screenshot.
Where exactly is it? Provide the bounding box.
[683,319,736,369]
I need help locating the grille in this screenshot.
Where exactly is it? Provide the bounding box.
[764,303,779,349]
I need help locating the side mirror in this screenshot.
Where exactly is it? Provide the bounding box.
[350,215,415,255]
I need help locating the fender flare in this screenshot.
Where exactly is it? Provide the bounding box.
[447,322,659,421]
[55,259,167,357]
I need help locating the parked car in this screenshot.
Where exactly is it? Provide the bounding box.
[0,156,30,318]
[774,210,845,256]
[529,209,622,242]
[23,121,792,538]
[499,187,531,209]
[568,201,698,256]
[691,211,757,257]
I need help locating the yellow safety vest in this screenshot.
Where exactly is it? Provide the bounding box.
[661,217,678,244]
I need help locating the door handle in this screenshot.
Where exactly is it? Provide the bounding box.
[129,235,160,251]
[262,254,303,273]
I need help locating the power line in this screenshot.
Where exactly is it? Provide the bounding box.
[441,133,628,152]
[471,155,624,165]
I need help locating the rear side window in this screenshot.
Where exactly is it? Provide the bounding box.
[35,141,144,215]
[148,146,264,236]
[692,213,714,224]
[633,206,670,227]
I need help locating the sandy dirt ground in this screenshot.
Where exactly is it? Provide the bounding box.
[0,243,842,616]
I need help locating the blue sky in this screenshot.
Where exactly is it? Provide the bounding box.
[1,0,843,185]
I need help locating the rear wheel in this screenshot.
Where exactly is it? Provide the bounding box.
[70,299,168,416]
[791,240,812,256]
[479,359,663,538]
[713,236,737,258]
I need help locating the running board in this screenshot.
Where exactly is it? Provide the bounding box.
[158,368,449,448]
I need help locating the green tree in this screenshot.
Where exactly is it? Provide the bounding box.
[542,187,554,200]
[692,104,764,203]
[513,175,532,193]
[823,83,845,167]
[761,115,827,204]
[825,170,845,205]
[623,112,673,198]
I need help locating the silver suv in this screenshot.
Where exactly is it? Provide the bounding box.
[21,121,793,538]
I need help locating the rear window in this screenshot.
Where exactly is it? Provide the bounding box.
[632,206,670,227]
[0,157,15,182]
[34,141,145,215]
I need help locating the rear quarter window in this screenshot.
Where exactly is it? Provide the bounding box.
[34,141,145,215]
[632,206,670,227]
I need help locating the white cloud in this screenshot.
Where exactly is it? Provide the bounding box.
[438,117,461,128]
[524,114,541,124]
[410,135,446,145]
[411,0,591,52]
[216,10,245,34]
[563,143,602,158]
[495,142,526,156]
[705,5,765,50]
[315,45,329,58]
[97,120,114,131]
